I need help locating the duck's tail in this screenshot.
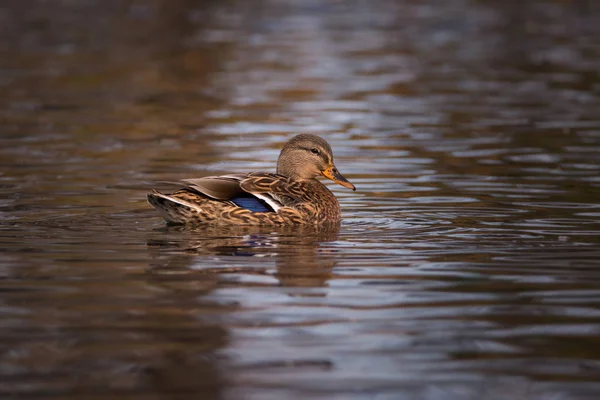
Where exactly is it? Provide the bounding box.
[147,190,205,224]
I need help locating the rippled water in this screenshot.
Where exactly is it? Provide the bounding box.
[2,0,600,399]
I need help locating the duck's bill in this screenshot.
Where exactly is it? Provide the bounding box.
[322,166,356,191]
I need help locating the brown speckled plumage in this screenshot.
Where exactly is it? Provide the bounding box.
[147,134,355,225]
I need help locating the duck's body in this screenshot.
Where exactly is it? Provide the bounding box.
[148,172,341,225]
[148,134,355,225]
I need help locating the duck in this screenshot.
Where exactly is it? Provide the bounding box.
[147,134,355,225]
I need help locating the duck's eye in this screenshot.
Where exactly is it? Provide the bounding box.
[310,148,320,154]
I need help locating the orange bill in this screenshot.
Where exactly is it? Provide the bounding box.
[322,165,356,191]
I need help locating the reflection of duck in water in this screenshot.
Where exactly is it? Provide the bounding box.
[147,224,340,291]
[148,134,355,225]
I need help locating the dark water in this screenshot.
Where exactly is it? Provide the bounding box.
[2,0,600,399]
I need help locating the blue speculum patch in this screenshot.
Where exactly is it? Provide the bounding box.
[231,195,273,212]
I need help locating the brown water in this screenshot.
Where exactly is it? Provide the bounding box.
[2,0,600,399]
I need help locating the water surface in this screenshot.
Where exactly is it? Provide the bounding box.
[1,1,600,399]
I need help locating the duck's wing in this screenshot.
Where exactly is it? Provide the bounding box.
[239,173,312,209]
[181,174,247,201]
[181,174,283,212]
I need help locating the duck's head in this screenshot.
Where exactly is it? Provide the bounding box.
[276,134,355,191]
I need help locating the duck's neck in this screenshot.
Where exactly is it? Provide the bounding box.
[276,160,301,179]
[307,178,337,200]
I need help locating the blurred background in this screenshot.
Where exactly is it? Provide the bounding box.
[1,0,600,399]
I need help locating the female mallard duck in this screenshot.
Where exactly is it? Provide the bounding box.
[148,134,355,225]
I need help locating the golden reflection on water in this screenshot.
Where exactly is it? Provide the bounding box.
[148,224,340,290]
